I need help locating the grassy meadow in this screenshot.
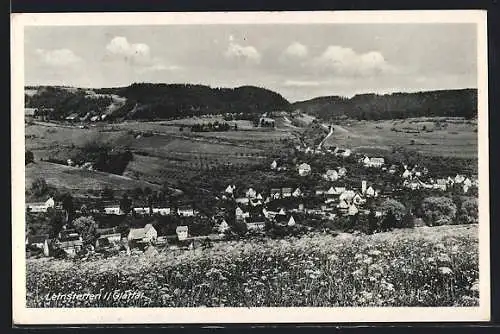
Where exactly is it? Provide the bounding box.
[26,224,479,308]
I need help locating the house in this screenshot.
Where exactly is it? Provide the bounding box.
[25,107,37,119]
[282,188,293,198]
[177,206,195,217]
[246,188,257,198]
[339,190,355,202]
[128,224,158,245]
[96,232,122,248]
[26,234,49,249]
[324,169,339,181]
[235,197,250,205]
[90,115,100,122]
[246,220,266,231]
[341,149,352,157]
[152,207,171,216]
[270,160,278,170]
[217,219,230,234]
[133,207,151,215]
[176,226,189,241]
[26,197,55,213]
[292,188,303,198]
[388,165,397,174]
[447,176,455,185]
[65,113,79,122]
[365,186,376,197]
[287,215,296,226]
[348,204,359,216]
[104,205,123,215]
[270,188,281,200]
[224,185,234,194]
[235,207,249,219]
[402,169,412,179]
[337,167,347,177]
[352,193,366,205]
[315,189,325,196]
[463,177,473,187]
[434,179,447,191]
[256,193,263,200]
[250,198,263,207]
[361,156,371,165]
[337,199,349,210]
[454,174,466,184]
[463,184,470,194]
[365,157,385,168]
[59,238,84,256]
[298,163,311,176]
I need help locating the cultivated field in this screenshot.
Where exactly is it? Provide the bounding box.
[25,161,160,193]
[324,118,478,158]
[26,224,479,307]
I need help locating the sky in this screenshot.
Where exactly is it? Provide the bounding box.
[24,24,478,102]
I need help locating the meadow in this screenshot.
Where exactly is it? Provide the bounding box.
[324,118,478,159]
[26,224,479,307]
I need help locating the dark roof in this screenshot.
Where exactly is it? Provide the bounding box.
[27,234,48,244]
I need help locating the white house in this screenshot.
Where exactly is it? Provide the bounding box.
[246,188,257,198]
[339,190,355,202]
[454,174,466,184]
[365,186,376,197]
[225,185,234,194]
[402,169,412,179]
[104,206,123,215]
[246,220,266,231]
[341,149,352,157]
[177,206,195,217]
[26,197,55,213]
[270,160,278,170]
[133,207,151,215]
[235,197,250,205]
[287,215,296,226]
[337,167,347,177]
[292,188,303,197]
[217,219,230,234]
[176,226,189,241]
[353,193,366,205]
[348,204,359,216]
[365,157,385,168]
[337,200,349,210]
[463,177,473,187]
[152,207,171,216]
[463,184,470,194]
[298,163,311,176]
[128,224,157,244]
[324,169,339,181]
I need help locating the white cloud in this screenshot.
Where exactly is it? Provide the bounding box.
[283,80,320,87]
[105,36,178,73]
[224,38,261,64]
[282,42,308,59]
[35,48,83,67]
[311,45,394,77]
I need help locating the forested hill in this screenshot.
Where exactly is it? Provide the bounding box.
[25,83,291,121]
[292,89,478,121]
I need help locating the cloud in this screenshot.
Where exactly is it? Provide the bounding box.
[224,38,261,64]
[311,46,394,77]
[105,36,178,72]
[283,80,320,87]
[35,48,83,67]
[282,42,308,59]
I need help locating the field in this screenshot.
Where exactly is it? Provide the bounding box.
[25,161,160,194]
[26,224,479,307]
[324,118,478,158]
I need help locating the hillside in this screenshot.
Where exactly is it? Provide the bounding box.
[292,89,478,121]
[27,224,478,307]
[25,84,291,121]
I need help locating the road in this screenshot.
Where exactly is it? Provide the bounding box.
[317,124,334,150]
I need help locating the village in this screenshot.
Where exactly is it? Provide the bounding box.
[25,130,479,260]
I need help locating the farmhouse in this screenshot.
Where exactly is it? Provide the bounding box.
[26,234,49,249]
[364,157,385,168]
[246,219,266,231]
[152,207,171,216]
[177,206,195,217]
[402,169,412,179]
[353,193,366,205]
[176,226,189,241]
[433,179,447,191]
[282,188,293,198]
[235,197,250,205]
[104,205,123,215]
[96,232,122,248]
[259,117,275,127]
[245,188,257,198]
[56,230,84,256]
[454,174,466,184]
[298,163,311,176]
[133,207,151,215]
[270,188,281,200]
[26,197,55,213]
[292,188,303,198]
[128,224,157,245]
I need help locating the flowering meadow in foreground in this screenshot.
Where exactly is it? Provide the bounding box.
[26,225,479,307]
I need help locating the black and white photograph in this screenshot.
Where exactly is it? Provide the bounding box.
[11,11,489,324]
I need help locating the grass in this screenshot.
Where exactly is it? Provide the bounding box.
[26,161,160,193]
[26,224,479,307]
[324,118,477,159]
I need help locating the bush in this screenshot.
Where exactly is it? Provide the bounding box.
[457,197,478,225]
